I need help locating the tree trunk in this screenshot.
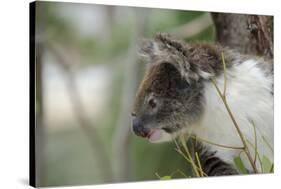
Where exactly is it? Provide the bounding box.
[212,13,273,59]
[112,9,149,182]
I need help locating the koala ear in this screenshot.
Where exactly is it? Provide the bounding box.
[137,38,162,62]
[138,33,216,82]
[138,33,184,63]
[137,35,198,83]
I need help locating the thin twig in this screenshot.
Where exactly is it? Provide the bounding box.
[221,51,227,97]
[211,53,258,173]
[250,120,273,154]
[155,172,161,179]
[246,140,263,172]
[179,136,201,177]
[191,135,244,150]
[173,169,189,178]
[249,120,258,165]
[262,136,274,153]
[174,140,200,177]
[195,152,204,177]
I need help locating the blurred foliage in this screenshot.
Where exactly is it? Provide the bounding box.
[46,128,104,186]
[188,25,215,42]
[130,138,192,181]
[37,1,133,64]
[146,10,204,36]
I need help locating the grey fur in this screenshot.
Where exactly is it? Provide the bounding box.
[133,62,204,134]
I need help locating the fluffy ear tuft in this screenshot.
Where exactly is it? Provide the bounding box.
[138,33,217,82]
[137,38,160,62]
[138,33,187,62]
[138,33,190,64]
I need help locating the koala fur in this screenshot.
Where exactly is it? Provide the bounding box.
[132,33,273,175]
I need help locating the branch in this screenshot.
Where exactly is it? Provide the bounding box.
[190,135,244,150]
[47,42,113,182]
[112,10,149,181]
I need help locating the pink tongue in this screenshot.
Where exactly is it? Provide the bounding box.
[148,129,163,142]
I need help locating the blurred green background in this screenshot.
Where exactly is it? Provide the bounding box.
[34,1,215,187]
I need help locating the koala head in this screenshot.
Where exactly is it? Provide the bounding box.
[131,33,222,143]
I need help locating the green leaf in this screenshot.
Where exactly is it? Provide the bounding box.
[160,176,172,180]
[234,156,247,174]
[261,156,273,173]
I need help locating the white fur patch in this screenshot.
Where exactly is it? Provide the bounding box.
[191,59,273,172]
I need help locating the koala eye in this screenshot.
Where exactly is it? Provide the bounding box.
[148,98,157,109]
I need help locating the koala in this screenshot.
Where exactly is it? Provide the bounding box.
[131,33,273,175]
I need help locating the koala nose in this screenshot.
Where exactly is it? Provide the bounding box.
[132,118,149,138]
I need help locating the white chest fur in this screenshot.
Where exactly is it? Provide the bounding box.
[192,59,274,172]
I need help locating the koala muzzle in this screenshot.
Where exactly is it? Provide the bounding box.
[132,118,150,138]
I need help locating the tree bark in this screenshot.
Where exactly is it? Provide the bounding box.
[212,13,273,59]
